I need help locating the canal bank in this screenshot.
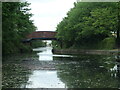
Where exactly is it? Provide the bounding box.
[53,49,120,55]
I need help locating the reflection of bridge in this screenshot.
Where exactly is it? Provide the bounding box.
[23,31,57,42]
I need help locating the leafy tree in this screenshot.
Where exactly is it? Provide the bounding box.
[55,2,118,49]
[2,2,37,55]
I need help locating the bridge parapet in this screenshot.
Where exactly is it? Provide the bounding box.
[27,31,56,39]
[23,31,57,42]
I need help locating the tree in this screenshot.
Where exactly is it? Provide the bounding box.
[2,2,37,55]
[55,2,118,49]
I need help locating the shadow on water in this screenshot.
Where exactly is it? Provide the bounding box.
[2,46,120,88]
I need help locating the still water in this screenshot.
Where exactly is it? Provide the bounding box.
[2,46,120,88]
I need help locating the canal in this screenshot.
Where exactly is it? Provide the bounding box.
[2,46,120,88]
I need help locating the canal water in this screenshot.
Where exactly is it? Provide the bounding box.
[2,46,120,88]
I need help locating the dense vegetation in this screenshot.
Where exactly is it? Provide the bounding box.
[54,2,120,49]
[0,2,2,53]
[32,40,46,48]
[2,2,43,55]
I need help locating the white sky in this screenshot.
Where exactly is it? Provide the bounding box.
[26,0,77,31]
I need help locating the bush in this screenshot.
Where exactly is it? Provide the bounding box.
[98,37,116,50]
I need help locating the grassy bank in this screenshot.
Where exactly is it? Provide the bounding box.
[53,37,117,50]
[71,37,116,50]
[53,37,119,55]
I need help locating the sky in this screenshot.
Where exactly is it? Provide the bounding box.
[26,0,77,31]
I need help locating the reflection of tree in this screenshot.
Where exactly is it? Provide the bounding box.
[56,55,120,88]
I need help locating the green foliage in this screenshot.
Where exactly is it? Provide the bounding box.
[2,2,37,55]
[31,40,46,48]
[55,2,119,49]
[98,37,116,50]
[52,40,62,49]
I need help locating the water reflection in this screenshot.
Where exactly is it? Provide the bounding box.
[110,62,120,78]
[37,47,53,61]
[2,46,120,88]
[26,70,66,88]
[28,48,120,88]
[35,46,74,61]
[2,63,31,88]
[25,46,67,88]
[55,55,120,88]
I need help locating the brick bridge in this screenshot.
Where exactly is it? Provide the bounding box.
[23,31,57,42]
